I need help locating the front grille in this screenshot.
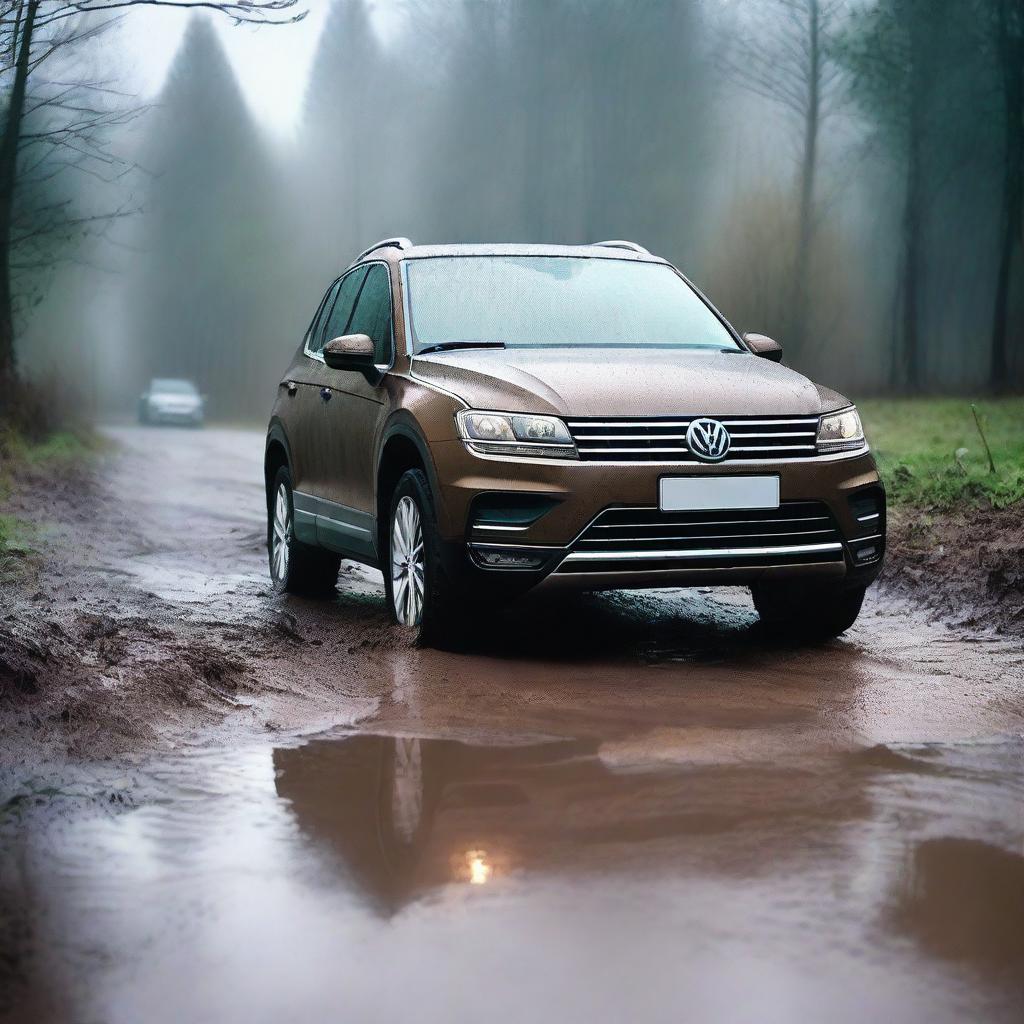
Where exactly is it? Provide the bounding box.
[566,415,820,462]
[556,500,844,574]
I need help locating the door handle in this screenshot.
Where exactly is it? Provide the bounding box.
[283,381,297,396]
[320,387,332,402]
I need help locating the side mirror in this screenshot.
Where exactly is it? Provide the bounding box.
[323,334,375,374]
[743,332,783,362]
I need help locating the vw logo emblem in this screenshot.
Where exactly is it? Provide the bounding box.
[686,418,731,462]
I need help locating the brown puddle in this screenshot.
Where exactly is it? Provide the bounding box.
[889,836,1024,972]
[3,731,1023,1024]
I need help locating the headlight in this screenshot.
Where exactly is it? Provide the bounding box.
[817,408,866,452]
[457,410,578,459]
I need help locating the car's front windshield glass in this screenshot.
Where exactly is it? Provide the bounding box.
[152,379,196,395]
[406,256,738,352]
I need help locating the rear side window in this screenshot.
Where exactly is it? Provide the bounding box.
[347,264,393,364]
[305,280,341,354]
[320,267,367,350]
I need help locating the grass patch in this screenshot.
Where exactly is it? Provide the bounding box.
[0,427,101,472]
[0,514,34,553]
[0,512,38,581]
[858,397,1024,510]
[0,426,103,574]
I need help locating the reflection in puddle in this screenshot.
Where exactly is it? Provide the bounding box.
[5,732,1024,1024]
[890,837,1024,972]
[273,735,599,911]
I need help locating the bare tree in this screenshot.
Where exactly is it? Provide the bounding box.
[720,0,845,358]
[0,0,305,416]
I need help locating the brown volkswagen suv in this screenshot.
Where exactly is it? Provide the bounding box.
[265,239,885,644]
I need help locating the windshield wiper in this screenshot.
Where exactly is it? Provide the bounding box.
[416,341,506,355]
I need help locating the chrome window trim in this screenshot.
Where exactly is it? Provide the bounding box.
[302,278,344,363]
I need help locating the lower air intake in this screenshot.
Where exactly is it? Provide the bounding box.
[556,500,844,574]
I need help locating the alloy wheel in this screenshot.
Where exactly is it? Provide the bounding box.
[391,495,425,626]
[271,482,291,583]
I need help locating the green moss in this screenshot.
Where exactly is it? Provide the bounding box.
[0,513,37,582]
[0,427,101,469]
[858,398,1024,510]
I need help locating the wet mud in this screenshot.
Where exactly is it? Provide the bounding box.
[1,425,1023,1023]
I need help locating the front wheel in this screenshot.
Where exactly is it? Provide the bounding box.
[751,580,866,641]
[268,466,340,595]
[385,469,464,646]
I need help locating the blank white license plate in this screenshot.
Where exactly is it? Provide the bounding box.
[659,475,780,512]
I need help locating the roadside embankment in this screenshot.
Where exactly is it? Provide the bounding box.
[862,398,1024,636]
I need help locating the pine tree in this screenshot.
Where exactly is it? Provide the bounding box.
[300,0,389,263]
[131,17,288,419]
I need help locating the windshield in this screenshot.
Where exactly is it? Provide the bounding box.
[151,379,197,395]
[405,256,738,352]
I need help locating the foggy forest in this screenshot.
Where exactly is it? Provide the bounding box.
[2,0,1023,422]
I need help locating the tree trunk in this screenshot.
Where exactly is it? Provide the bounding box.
[901,133,924,391]
[792,0,821,359]
[0,0,38,405]
[990,0,1023,392]
[899,0,927,392]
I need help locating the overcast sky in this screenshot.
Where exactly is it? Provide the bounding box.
[114,4,334,140]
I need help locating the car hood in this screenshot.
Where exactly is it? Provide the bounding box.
[410,348,848,418]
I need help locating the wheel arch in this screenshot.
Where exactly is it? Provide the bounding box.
[376,419,443,560]
[264,421,292,509]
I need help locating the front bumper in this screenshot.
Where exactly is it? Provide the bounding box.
[149,407,203,424]
[430,440,885,592]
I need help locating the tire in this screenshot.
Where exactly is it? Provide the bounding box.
[268,465,340,595]
[384,468,463,646]
[751,580,866,641]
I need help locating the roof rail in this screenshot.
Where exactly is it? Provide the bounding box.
[355,237,413,262]
[592,239,650,255]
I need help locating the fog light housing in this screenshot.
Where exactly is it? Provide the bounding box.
[849,487,885,525]
[849,537,882,565]
[470,545,550,570]
[470,493,561,531]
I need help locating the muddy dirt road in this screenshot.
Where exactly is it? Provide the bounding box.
[2,426,1023,1023]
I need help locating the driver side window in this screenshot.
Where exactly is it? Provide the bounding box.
[320,267,367,351]
[346,264,393,365]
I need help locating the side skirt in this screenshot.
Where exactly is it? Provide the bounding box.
[292,491,378,563]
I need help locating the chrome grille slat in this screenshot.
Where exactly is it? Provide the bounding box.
[729,445,817,452]
[566,418,820,428]
[557,501,844,575]
[577,446,693,454]
[568,414,822,463]
[569,432,817,439]
[577,528,837,546]
[591,515,830,529]
[562,542,844,564]
[577,433,692,441]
